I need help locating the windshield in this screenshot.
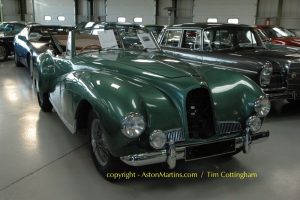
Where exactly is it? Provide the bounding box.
[203,27,264,50]
[0,23,9,31]
[72,29,159,54]
[261,26,296,38]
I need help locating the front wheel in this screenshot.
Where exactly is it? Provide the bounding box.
[88,111,121,180]
[37,92,53,112]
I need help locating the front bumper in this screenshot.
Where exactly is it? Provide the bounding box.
[264,87,300,100]
[120,131,270,169]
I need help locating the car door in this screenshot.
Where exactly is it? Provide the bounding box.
[50,56,75,128]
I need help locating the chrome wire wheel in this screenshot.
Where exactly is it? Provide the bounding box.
[91,118,110,166]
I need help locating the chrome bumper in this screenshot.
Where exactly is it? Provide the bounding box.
[120,131,270,169]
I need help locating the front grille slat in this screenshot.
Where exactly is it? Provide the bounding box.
[217,121,242,135]
[165,128,185,143]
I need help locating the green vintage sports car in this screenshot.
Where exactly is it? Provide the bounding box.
[35,30,270,178]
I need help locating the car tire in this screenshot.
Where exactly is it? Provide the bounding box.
[14,52,22,67]
[37,92,53,112]
[88,111,121,181]
[0,45,8,61]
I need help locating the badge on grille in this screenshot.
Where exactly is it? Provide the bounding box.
[291,72,297,79]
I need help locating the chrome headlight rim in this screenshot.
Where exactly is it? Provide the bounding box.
[254,95,271,117]
[260,61,273,87]
[246,115,262,133]
[149,130,167,150]
[121,112,146,138]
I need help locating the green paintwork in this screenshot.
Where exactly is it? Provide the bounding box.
[36,32,265,157]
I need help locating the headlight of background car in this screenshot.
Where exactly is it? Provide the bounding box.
[260,62,273,87]
[254,96,271,117]
[121,113,146,138]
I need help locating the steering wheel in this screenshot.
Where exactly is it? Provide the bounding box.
[80,44,101,52]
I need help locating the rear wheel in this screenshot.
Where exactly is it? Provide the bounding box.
[37,92,53,112]
[0,45,8,61]
[88,111,121,181]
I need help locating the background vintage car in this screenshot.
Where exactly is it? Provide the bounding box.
[158,23,300,102]
[35,29,270,179]
[13,24,73,77]
[0,21,26,61]
[257,25,300,47]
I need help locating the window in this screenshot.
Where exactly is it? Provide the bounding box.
[160,30,183,47]
[58,16,65,21]
[203,28,262,51]
[181,30,201,49]
[203,29,234,50]
[207,18,218,23]
[117,17,126,23]
[134,17,143,23]
[44,16,52,21]
[228,18,239,24]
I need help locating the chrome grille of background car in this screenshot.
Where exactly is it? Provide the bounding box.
[217,121,242,135]
[164,128,185,142]
[288,63,300,91]
[269,73,285,89]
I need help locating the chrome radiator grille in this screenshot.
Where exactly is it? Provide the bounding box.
[217,121,242,135]
[164,128,185,142]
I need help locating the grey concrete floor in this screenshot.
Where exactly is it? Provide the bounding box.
[0,58,300,200]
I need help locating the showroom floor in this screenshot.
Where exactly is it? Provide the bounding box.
[0,58,299,200]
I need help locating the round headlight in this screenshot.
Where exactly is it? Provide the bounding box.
[149,130,167,149]
[121,113,146,138]
[260,62,273,87]
[254,96,271,117]
[246,116,262,132]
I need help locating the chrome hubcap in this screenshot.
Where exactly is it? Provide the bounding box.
[91,118,109,166]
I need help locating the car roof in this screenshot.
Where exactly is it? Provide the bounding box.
[168,23,253,29]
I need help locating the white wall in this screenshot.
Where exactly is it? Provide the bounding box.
[281,0,300,28]
[106,0,156,24]
[2,0,20,21]
[193,0,258,25]
[176,0,193,24]
[256,0,279,25]
[157,0,172,25]
[34,0,75,26]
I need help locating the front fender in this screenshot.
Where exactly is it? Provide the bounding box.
[199,66,265,123]
[71,71,182,157]
[36,52,56,92]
